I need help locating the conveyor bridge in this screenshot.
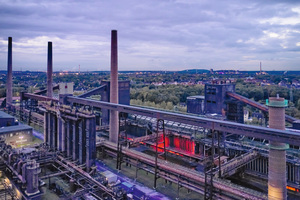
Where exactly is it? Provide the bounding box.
[227,91,296,123]
[219,151,259,178]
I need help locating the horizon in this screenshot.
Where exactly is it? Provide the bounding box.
[1,69,300,73]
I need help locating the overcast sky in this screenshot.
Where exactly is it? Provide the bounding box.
[0,0,300,72]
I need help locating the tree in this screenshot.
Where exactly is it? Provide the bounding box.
[166,102,173,110]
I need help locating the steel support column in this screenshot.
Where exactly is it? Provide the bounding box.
[44,111,48,144]
[154,119,160,189]
[61,119,66,152]
[66,120,72,157]
[47,112,52,146]
[86,117,96,172]
[218,131,221,178]
[57,118,63,151]
[78,119,84,164]
[72,120,79,161]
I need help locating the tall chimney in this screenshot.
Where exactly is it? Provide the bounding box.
[6,37,12,108]
[47,42,53,98]
[260,62,262,73]
[109,30,119,143]
[267,97,288,200]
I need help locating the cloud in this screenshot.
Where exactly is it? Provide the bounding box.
[0,0,299,71]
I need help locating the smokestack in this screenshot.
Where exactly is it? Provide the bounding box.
[260,62,262,73]
[6,37,12,108]
[267,96,288,200]
[47,42,53,98]
[109,30,119,143]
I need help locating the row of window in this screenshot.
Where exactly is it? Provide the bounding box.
[1,131,31,138]
[206,87,216,95]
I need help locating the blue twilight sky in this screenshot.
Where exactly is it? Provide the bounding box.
[0,0,300,72]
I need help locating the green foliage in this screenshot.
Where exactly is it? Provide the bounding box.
[130,99,187,112]
[130,84,203,112]
[235,83,300,104]
[130,84,204,105]
[236,83,300,119]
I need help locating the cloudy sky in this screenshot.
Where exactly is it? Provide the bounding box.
[0,0,300,71]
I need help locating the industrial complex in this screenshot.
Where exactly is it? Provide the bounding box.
[0,31,300,200]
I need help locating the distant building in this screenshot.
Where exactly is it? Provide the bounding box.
[187,96,205,115]
[252,112,264,120]
[204,83,235,115]
[226,99,244,124]
[256,71,268,75]
[186,83,244,123]
[244,110,250,122]
[278,81,289,88]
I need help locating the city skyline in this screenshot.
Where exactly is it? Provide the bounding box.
[0,0,300,71]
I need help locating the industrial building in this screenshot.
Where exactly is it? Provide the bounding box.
[186,95,204,114]
[0,110,16,127]
[187,82,300,127]
[78,80,130,127]
[186,83,245,124]
[0,125,33,147]
[0,32,300,200]
[0,111,33,148]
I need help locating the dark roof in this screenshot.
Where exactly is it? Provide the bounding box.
[0,125,32,134]
[0,111,14,119]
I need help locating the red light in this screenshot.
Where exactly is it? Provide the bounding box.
[286,186,299,192]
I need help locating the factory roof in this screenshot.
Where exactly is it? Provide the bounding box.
[0,111,14,119]
[0,124,32,134]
